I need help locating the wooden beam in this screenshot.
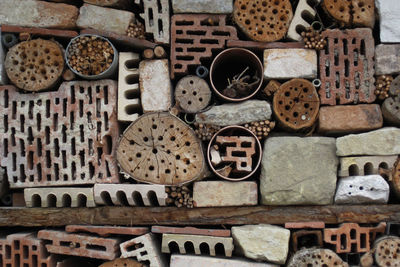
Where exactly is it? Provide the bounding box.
[0,205,400,227]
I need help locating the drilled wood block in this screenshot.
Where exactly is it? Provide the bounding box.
[94,184,168,206]
[66,225,149,237]
[319,28,375,105]
[338,155,398,177]
[233,0,293,42]
[323,0,375,28]
[117,112,205,186]
[0,80,119,188]
[151,226,231,237]
[170,14,238,79]
[175,76,211,113]
[24,187,95,207]
[38,230,121,260]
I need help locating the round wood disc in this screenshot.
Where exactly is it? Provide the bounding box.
[117,112,205,186]
[5,39,64,92]
[374,236,400,267]
[175,75,211,113]
[273,78,320,130]
[287,248,348,267]
[323,0,375,28]
[233,0,293,42]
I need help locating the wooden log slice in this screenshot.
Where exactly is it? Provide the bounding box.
[391,157,400,198]
[117,112,205,185]
[273,78,320,130]
[287,248,348,267]
[373,236,400,267]
[233,0,293,42]
[5,39,64,92]
[323,0,375,28]
[175,75,211,113]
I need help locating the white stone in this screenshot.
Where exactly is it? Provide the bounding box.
[231,224,290,264]
[172,0,233,14]
[336,127,400,156]
[335,175,389,204]
[139,59,172,113]
[77,4,134,35]
[375,44,400,75]
[195,100,272,126]
[170,254,278,267]
[287,0,321,41]
[263,49,317,79]
[376,0,400,43]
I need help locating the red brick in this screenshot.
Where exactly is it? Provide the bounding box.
[319,28,375,105]
[171,14,238,79]
[66,225,149,237]
[292,230,323,252]
[318,104,383,134]
[285,221,325,229]
[1,25,78,39]
[151,226,231,237]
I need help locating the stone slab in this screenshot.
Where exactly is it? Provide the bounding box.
[375,44,400,75]
[172,0,233,14]
[376,0,400,43]
[152,226,231,237]
[170,254,278,267]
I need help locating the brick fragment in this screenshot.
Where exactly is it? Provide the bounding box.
[94,184,168,206]
[38,230,121,260]
[318,104,383,134]
[375,44,400,75]
[292,230,323,251]
[24,187,96,208]
[151,226,231,237]
[66,225,149,237]
[170,254,278,267]
[161,233,234,257]
[0,80,119,188]
[1,25,78,39]
[319,28,375,105]
[285,222,325,229]
[338,155,398,177]
[171,14,238,79]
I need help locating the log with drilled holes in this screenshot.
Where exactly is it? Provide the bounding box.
[117,112,206,185]
[175,76,212,113]
[373,236,400,267]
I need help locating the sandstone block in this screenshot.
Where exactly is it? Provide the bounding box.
[375,44,400,75]
[287,0,321,41]
[231,224,290,264]
[139,59,172,112]
[193,181,257,207]
[260,137,338,205]
[170,254,278,267]
[151,226,230,237]
[66,225,149,237]
[172,0,233,13]
[338,155,398,177]
[77,4,134,35]
[336,127,400,156]
[376,0,400,43]
[263,49,317,79]
[195,100,272,126]
[334,175,390,204]
[318,104,383,135]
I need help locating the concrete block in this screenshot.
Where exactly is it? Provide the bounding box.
[161,233,234,257]
[24,187,95,208]
[66,225,149,237]
[170,254,278,267]
[193,181,257,207]
[172,0,233,14]
[151,226,230,237]
[94,184,167,206]
[118,52,141,122]
[375,44,400,75]
[139,59,172,112]
[376,0,400,43]
[338,155,398,177]
[287,0,321,41]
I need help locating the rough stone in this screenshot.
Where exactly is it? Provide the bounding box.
[260,137,338,205]
[375,44,400,75]
[193,181,258,207]
[195,100,272,126]
[231,224,290,264]
[334,175,389,204]
[336,127,400,156]
[263,49,317,79]
[139,59,172,112]
[170,254,278,267]
[172,0,233,14]
[0,0,78,29]
[376,0,400,43]
[77,4,134,35]
[318,104,383,135]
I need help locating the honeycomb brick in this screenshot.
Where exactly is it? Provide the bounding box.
[134,0,170,44]
[120,233,167,267]
[66,225,149,237]
[0,80,119,188]
[38,230,121,260]
[319,28,375,105]
[170,14,238,79]
[151,226,231,237]
[24,187,96,208]
[292,230,323,252]
[94,184,168,206]
[338,155,398,177]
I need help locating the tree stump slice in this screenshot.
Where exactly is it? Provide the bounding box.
[287,248,348,267]
[117,112,205,185]
[273,78,320,130]
[175,75,211,113]
[323,0,375,28]
[374,236,400,267]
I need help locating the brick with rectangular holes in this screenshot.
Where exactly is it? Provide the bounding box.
[0,80,119,188]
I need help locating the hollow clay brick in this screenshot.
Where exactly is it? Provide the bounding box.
[151,226,231,237]
[66,225,149,237]
[338,155,398,177]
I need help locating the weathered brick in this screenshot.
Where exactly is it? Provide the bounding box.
[172,0,232,14]
[287,0,321,41]
[151,226,230,237]
[319,28,375,105]
[171,14,238,79]
[375,44,400,75]
[1,25,78,39]
[338,155,398,177]
[66,225,149,237]
[0,80,119,188]
[120,233,167,267]
[161,233,234,257]
[170,254,278,267]
[292,230,323,251]
[38,230,121,260]
[318,104,383,134]
[24,187,96,208]
[285,222,325,229]
[193,181,257,207]
[118,52,141,122]
[94,184,168,206]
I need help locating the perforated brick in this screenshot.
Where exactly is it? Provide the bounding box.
[338,155,398,177]
[38,230,121,260]
[171,14,238,79]
[66,225,149,237]
[24,187,95,207]
[0,80,119,188]
[319,28,375,105]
